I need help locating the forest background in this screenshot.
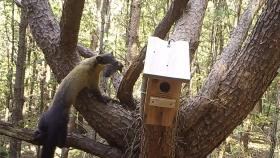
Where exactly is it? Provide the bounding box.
[0,0,279,157]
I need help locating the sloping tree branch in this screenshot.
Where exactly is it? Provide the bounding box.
[170,0,208,59]
[15,1,92,58]
[220,0,265,65]
[22,0,78,82]
[75,91,136,149]
[178,0,265,138]
[117,0,190,107]
[0,121,123,158]
[176,0,280,157]
[60,0,85,55]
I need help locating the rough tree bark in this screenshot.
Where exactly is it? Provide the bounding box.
[126,0,141,64]
[170,0,208,58]
[219,0,265,66]
[60,0,85,56]
[176,0,280,157]
[1,0,279,158]
[23,0,80,82]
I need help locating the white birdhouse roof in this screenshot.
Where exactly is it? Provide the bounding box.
[143,36,190,81]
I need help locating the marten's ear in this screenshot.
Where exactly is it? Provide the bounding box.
[96,53,115,64]
[96,55,106,64]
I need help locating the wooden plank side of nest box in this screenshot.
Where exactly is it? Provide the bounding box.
[144,77,182,126]
[149,97,176,108]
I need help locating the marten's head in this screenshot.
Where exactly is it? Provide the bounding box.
[96,53,123,77]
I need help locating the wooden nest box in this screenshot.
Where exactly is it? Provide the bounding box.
[143,36,190,127]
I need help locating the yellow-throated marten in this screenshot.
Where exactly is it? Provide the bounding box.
[34,53,123,158]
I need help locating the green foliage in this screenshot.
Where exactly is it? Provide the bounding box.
[0,146,8,158]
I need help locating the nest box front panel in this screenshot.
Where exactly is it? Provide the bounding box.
[144,77,182,126]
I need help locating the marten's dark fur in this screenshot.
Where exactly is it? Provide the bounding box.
[34,53,122,158]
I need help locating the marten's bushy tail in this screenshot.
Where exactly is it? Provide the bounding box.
[41,139,56,158]
[41,126,59,158]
